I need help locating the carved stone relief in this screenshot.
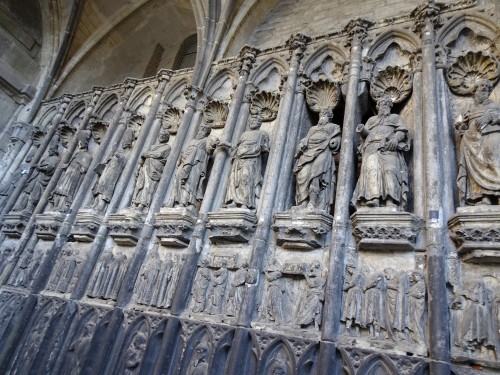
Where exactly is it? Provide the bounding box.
[60,319,97,375]
[8,246,44,288]
[159,105,184,134]
[203,99,229,129]
[87,251,129,301]
[46,246,86,294]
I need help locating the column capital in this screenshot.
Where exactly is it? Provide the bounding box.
[286,33,310,61]
[411,1,444,36]
[343,18,373,48]
[238,45,259,75]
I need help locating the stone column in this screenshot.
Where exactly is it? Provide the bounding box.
[317,19,371,374]
[0,95,72,221]
[412,3,450,374]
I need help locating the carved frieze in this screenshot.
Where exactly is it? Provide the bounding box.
[107,209,144,246]
[2,212,31,238]
[207,208,257,243]
[35,212,65,240]
[87,251,129,301]
[71,210,103,242]
[154,207,196,247]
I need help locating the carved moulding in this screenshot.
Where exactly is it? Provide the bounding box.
[305,78,341,112]
[2,212,31,238]
[448,206,500,263]
[159,106,183,134]
[207,208,257,243]
[35,212,65,240]
[107,209,144,246]
[446,51,500,95]
[154,207,196,247]
[250,91,280,122]
[351,210,424,251]
[273,211,333,250]
[71,210,103,242]
[203,100,229,129]
[370,65,413,103]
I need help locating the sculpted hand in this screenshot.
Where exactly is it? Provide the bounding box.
[386,137,398,151]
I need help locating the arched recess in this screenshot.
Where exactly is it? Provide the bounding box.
[112,316,151,375]
[249,58,287,93]
[34,105,58,130]
[65,100,87,125]
[258,338,296,375]
[367,28,420,62]
[0,293,24,339]
[95,93,119,121]
[246,331,262,375]
[296,343,319,375]
[138,318,168,375]
[128,87,154,116]
[209,329,235,375]
[205,69,238,101]
[302,43,348,80]
[356,353,399,375]
[164,78,189,108]
[177,325,214,375]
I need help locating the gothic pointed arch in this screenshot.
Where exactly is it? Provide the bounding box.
[177,325,214,375]
[296,343,319,375]
[249,58,287,93]
[302,43,348,79]
[95,93,119,121]
[356,353,399,375]
[258,338,296,375]
[210,328,235,375]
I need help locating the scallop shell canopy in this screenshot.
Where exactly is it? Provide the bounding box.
[446,51,500,95]
[370,66,413,103]
[203,100,229,129]
[162,106,184,134]
[305,79,341,113]
[250,91,280,122]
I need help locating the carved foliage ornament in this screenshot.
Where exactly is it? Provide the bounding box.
[250,91,280,122]
[446,51,500,95]
[370,65,413,103]
[305,79,341,112]
[203,100,229,129]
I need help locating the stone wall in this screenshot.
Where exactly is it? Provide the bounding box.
[0,1,499,375]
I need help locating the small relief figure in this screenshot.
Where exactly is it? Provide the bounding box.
[456,79,500,205]
[0,247,15,282]
[0,153,33,210]
[192,260,211,313]
[352,96,410,209]
[263,262,290,325]
[188,344,209,375]
[122,332,148,375]
[341,264,369,336]
[165,254,184,308]
[131,129,171,211]
[50,130,93,212]
[206,260,229,315]
[269,359,289,375]
[458,280,498,353]
[47,248,84,293]
[91,126,135,212]
[151,253,174,308]
[226,262,250,317]
[88,251,113,298]
[10,247,38,287]
[13,144,59,213]
[105,252,128,300]
[62,321,95,375]
[293,109,341,211]
[407,271,426,343]
[384,268,409,341]
[225,116,270,209]
[361,272,393,340]
[296,262,326,329]
[174,125,229,209]
[136,252,162,306]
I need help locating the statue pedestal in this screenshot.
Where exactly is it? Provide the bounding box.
[2,212,30,238]
[107,209,144,246]
[35,212,66,240]
[351,209,423,251]
[71,209,103,242]
[448,206,500,263]
[207,208,257,243]
[154,207,197,247]
[273,210,333,250]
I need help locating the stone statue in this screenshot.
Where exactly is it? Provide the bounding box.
[88,251,113,298]
[165,254,184,308]
[91,126,135,211]
[131,129,170,211]
[174,125,228,209]
[192,260,211,313]
[263,262,290,325]
[384,268,408,341]
[104,253,128,300]
[188,344,209,375]
[123,332,147,375]
[226,262,249,317]
[407,270,426,343]
[50,130,93,212]
[62,321,95,375]
[361,272,392,340]
[456,79,500,205]
[206,260,228,315]
[353,96,410,209]
[151,253,174,308]
[293,109,341,211]
[341,264,368,336]
[13,144,59,213]
[225,116,270,209]
[136,252,162,306]
[296,262,325,329]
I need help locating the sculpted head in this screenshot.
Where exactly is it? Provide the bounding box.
[249,115,262,130]
[377,95,393,115]
[318,109,333,125]
[158,129,170,143]
[196,125,211,139]
[77,130,91,149]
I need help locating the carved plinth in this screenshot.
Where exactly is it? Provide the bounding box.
[351,209,423,251]
[448,206,500,263]
[35,212,65,240]
[71,210,103,242]
[107,209,144,246]
[273,210,333,250]
[2,212,30,238]
[207,208,257,243]
[154,207,196,247]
